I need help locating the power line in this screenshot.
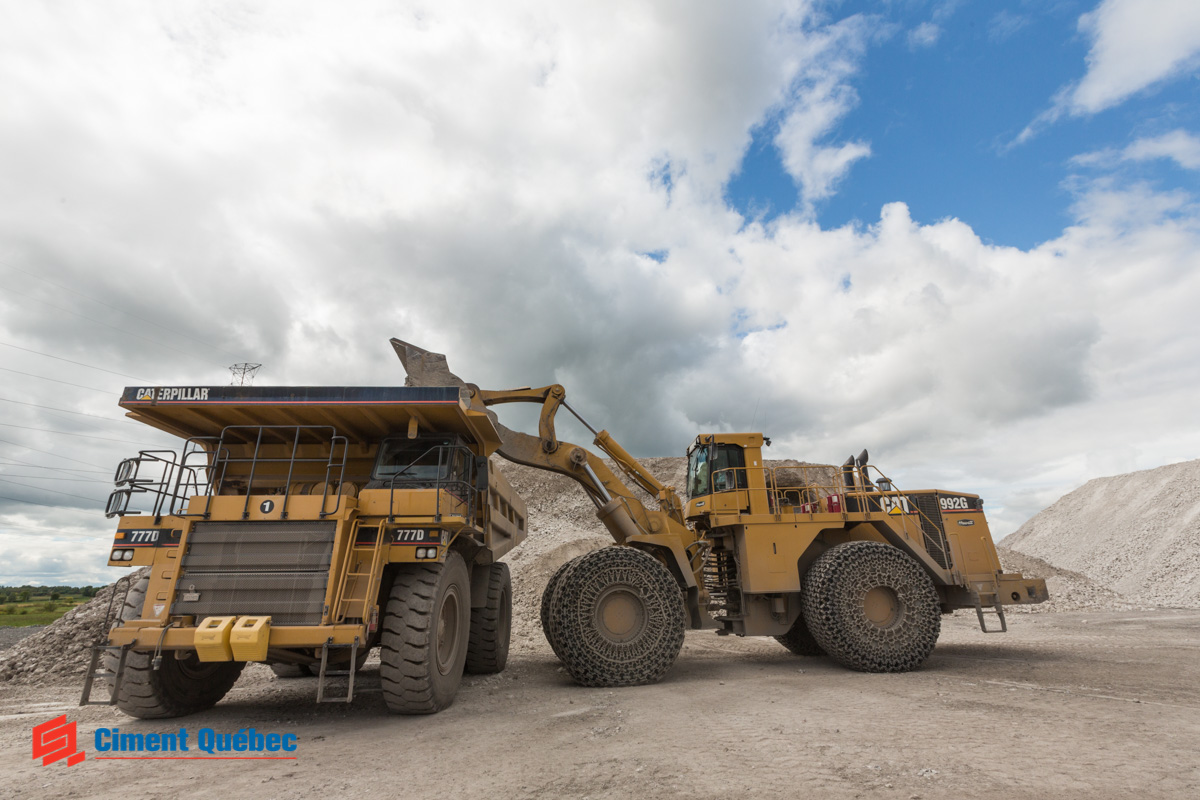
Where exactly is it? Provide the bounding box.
[0,458,109,475]
[0,341,149,381]
[0,492,95,510]
[0,366,111,394]
[0,437,111,469]
[0,528,111,541]
[0,397,137,426]
[0,478,105,503]
[1,285,228,368]
[0,474,111,483]
[6,265,241,360]
[0,422,161,447]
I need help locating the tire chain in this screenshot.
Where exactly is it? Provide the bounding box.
[801,541,940,673]
[547,547,685,687]
[540,557,582,659]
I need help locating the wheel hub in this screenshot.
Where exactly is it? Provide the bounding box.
[435,586,461,675]
[862,585,903,629]
[593,584,646,643]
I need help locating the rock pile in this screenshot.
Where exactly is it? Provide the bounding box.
[1004,459,1200,608]
[0,569,146,684]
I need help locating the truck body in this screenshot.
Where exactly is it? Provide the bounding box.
[84,384,527,717]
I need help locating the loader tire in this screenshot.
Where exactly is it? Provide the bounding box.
[270,663,312,678]
[106,577,244,719]
[540,557,581,659]
[548,546,685,687]
[774,613,824,656]
[380,551,471,714]
[801,541,940,673]
[465,562,511,674]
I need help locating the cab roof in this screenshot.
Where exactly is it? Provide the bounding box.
[118,385,503,453]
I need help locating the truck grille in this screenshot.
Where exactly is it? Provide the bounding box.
[909,495,953,571]
[171,521,336,626]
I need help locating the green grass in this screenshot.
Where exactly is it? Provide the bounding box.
[0,599,86,627]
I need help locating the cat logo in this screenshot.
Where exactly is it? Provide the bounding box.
[135,388,156,400]
[880,495,913,515]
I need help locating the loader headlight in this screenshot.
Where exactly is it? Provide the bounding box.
[123,549,135,561]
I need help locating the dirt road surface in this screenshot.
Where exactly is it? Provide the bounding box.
[1,609,1197,800]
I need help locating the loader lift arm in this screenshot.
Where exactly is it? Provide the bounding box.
[391,339,707,624]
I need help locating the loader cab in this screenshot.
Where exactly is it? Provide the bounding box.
[685,433,769,519]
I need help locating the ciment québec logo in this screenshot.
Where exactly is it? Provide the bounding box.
[33,716,299,765]
[33,715,85,767]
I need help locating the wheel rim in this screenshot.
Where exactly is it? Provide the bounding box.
[435,586,461,675]
[592,583,646,644]
[862,585,903,629]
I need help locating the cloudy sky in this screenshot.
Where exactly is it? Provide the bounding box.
[2,0,1198,585]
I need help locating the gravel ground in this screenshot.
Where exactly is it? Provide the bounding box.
[0,626,44,652]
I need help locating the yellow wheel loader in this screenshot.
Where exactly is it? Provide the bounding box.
[393,338,1048,686]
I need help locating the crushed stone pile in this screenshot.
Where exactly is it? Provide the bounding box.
[1004,459,1200,609]
[994,546,1136,613]
[0,569,147,685]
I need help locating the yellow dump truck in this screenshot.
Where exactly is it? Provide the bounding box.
[82,385,527,717]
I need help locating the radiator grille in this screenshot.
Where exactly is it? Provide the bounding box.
[909,494,953,570]
[172,521,336,625]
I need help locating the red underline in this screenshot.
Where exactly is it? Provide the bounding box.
[94,756,297,760]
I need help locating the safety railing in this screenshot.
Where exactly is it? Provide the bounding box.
[104,426,350,520]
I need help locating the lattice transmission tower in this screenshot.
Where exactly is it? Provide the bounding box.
[229,363,262,386]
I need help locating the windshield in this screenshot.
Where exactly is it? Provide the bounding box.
[686,445,711,498]
[373,436,462,482]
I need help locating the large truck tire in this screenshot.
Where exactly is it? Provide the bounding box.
[801,541,940,673]
[540,557,581,659]
[547,546,685,687]
[465,562,511,674]
[106,577,244,719]
[270,663,312,678]
[774,612,825,656]
[380,551,471,714]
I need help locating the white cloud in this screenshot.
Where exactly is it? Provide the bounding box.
[907,22,940,50]
[1073,129,1200,170]
[773,15,873,206]
[0,1,1198,585]
[1070,0,1200,114]
[1017,0,1200,144]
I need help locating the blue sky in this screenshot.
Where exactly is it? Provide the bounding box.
[1,0,1199,584]
[728,0,1200,248]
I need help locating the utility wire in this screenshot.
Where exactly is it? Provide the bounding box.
[0,366,111,394]
[0,397,137,426]
[0,341,149,382]
[0,528,111,541]
[6,264,241,360]
[0,474,111,483]
[0,422,162,447]
[1,285,228,368]
[0,437,111,469]
[0,478,104,503]
[0,458,109,475]
[0,492,96,510]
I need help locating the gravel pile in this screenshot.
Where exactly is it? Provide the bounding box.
[995,546,1136,613]
[1004,459,1200,609]
[0,569,146,685]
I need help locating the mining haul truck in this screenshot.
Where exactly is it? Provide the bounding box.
[393,338,1049,687]
[82,385,527,718]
